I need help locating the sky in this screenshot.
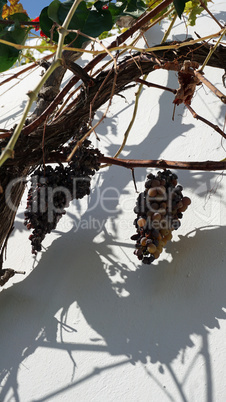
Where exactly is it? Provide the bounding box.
[21,0,51,18]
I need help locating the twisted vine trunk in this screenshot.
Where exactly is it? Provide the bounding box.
[0,167,29,253]
[0,41,226,252]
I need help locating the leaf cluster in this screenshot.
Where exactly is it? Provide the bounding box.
[0,0,198,72]
[39,0,147,47]
[0,0,29,71]
[1,0,26,18]
[184,0,211,26]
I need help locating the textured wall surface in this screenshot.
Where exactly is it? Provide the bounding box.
[1,2,226,401]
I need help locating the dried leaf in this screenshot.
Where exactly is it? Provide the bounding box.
[173,60,200,105]
[2,0,27,19]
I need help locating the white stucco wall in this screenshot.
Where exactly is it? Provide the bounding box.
[1,2,226,401]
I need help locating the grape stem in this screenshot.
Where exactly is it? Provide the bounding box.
[45,153,226,171]
[194,70,226,104]
[98,157,226,171]
[185,104,226,138]
[136,78,177,94]
[0,20,40,26]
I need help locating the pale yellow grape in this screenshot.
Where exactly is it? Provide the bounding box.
[161,237,168,245]
[160,228,170,236]
[164,232,172,241]
[140,237,147,246]
[152,212,161,221]
[148,188,157,197]
[158,239,166,247]
[137,218,146,227]
[157,245,163,253]
[157,185,166,195]
[147,244,157,254]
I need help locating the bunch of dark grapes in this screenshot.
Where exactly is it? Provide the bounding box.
[131,170,191,264]
[24,139,101,255]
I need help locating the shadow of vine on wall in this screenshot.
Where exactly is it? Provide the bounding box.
[1,218,226,401]
[1,152,226,401]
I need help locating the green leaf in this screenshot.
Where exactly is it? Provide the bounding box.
[48,0,62,25]
[184,0,209,26]
[0,13,30,72]
[108,1,126,22]
[57,1,90,47]
[39,6,59,42]
[39,0,150,48]
[9,12,30,26]
[40,0,113,48]
[122,0,147,18]
[59,1,89,32]
[108,0,146,23]
[173,0,188,18]
[0,0,7,19]
[94,0,111,12]
[83,2,113,36]
[40,2,89,48]
[0,43,20,72]
[83,10,112,37]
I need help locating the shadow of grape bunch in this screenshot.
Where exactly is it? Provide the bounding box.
[0,222,226,400]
